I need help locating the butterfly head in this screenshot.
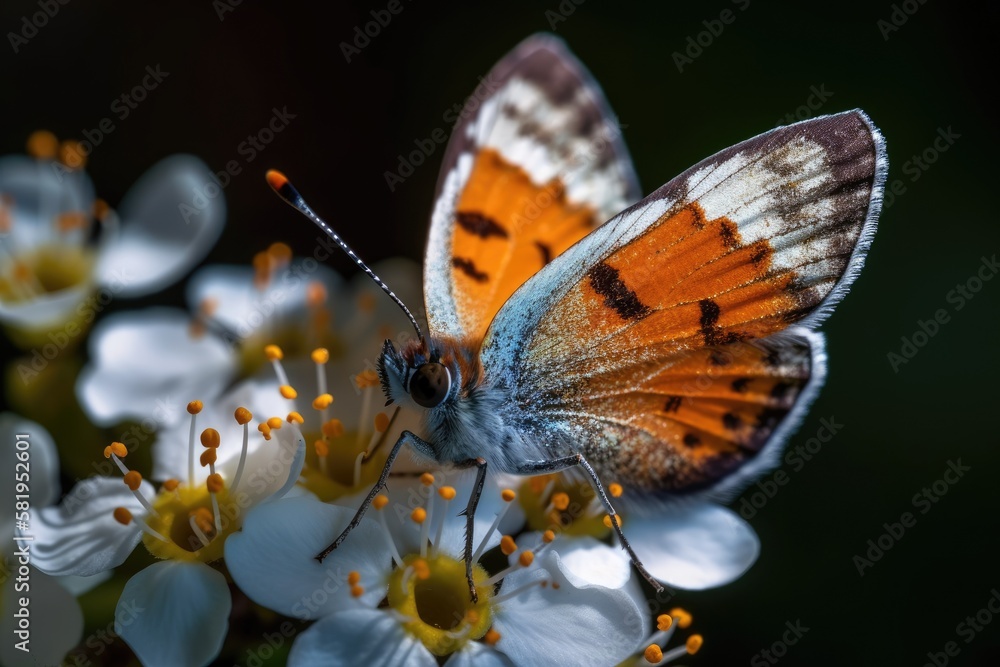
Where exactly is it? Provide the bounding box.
[376,338,457,411]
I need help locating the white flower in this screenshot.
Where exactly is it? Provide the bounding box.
[76,254,421,430]
[27,390,305,667]
[0,133,224,349]
[226,473,650,666]
[0,413,109,667]
[511,473,759,591]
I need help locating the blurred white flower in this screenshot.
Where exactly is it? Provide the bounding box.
[0,131,224,350]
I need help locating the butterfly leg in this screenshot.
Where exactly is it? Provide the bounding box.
[456,457,488,602]
[513,453,665,594]
[314,430,430,562]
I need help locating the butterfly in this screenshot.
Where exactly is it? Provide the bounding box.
[267,33,886,600]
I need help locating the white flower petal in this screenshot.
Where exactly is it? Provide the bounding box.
[56,570,115,596]
[186,261,344,342]
[628,501,760,590]
[0,567,83,667]
[444,641,516,667]
[0,282,93,331]
[515,533,632,590]
[76,308,235,427]
[30,476,153,576]
[116,561,230,667]
[0,155,94,248]
[493,549,648,667]
[0,413,60,541]
[97,155,225,296]
[226,496,389,619]
[288,609,437,667]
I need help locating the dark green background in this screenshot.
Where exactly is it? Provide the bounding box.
[3,0,997,665]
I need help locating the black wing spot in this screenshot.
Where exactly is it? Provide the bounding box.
[722,412,742,430]
[682,433,701,447]
[719,219,740,249]
[452,257,488,283]
[456,211,508,240]
[535,241,552,266]
[709,350,732,366]
[698,298,746,346]
[731,377,751,393]
[664,396,682,413]
[770,382,794,401]
[588,262,652,321]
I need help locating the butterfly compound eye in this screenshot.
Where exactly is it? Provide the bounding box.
[409,363,451,408]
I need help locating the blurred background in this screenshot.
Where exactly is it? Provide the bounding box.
[2,0,997,664]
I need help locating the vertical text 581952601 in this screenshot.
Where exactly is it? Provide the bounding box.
[12,432,33,654]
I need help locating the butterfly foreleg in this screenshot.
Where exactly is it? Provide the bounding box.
[512,453,665,594]
[314,430,430,563]
[456,457,488,602]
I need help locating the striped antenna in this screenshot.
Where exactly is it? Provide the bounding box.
[265,169,425,342]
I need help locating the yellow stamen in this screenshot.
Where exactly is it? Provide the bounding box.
[258,423,272,440]
[374,412,389,433]
[501,489,516,502]
[355,369,379,389]
[608,482,624,498]
[123,471,143,491]
[350,585,364,598]
[500,535,517,556]
[187,400,203,415]
[603,514,622,529]
[279,385,298,399]
[268,242,292,264]
[314,440,329,458]
[306,281,327,307]
[207,473,224,493]
[191,507,215,534]
[56,211,88,233]
[266,417,283,429]
[420,472,435,486]
[552,492,570,511]
[686,635,703,654]
[657,614,673,632]
[312,393,333,410]
[311,348,329,364]
[201,428,221,449]
[438,486,456,500]
[518,550,534,567]
[347,571,361,585]
[411,508,427,524]
[542,530,556,543]
[484,629,501,646]
[234,407,253,425]
[372,494,389,510]
[58,139,86,168]
[113,507,133,525]
[669,608,692,629]
[200,449,217,467]
[104,442,128,459]
[412,558,431,580]
[644,644,663,663]
[322,419,344,438]
[287,411,304,424]
[26,130,58,159]
[162,479,180,492]
[264,344,284,361]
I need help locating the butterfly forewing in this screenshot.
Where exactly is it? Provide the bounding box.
[425,34,641,345]
[482,110,885,495]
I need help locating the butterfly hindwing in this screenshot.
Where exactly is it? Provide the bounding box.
[425,34,641,344]
[482,110,885,495]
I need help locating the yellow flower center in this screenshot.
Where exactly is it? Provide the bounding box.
[519,474,611,539]
[141,484,236,563]
[0,244,94,303]
[387,553,493,656]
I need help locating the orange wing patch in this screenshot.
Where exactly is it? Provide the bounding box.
[450,148,599,342]
[573,338,813,493]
